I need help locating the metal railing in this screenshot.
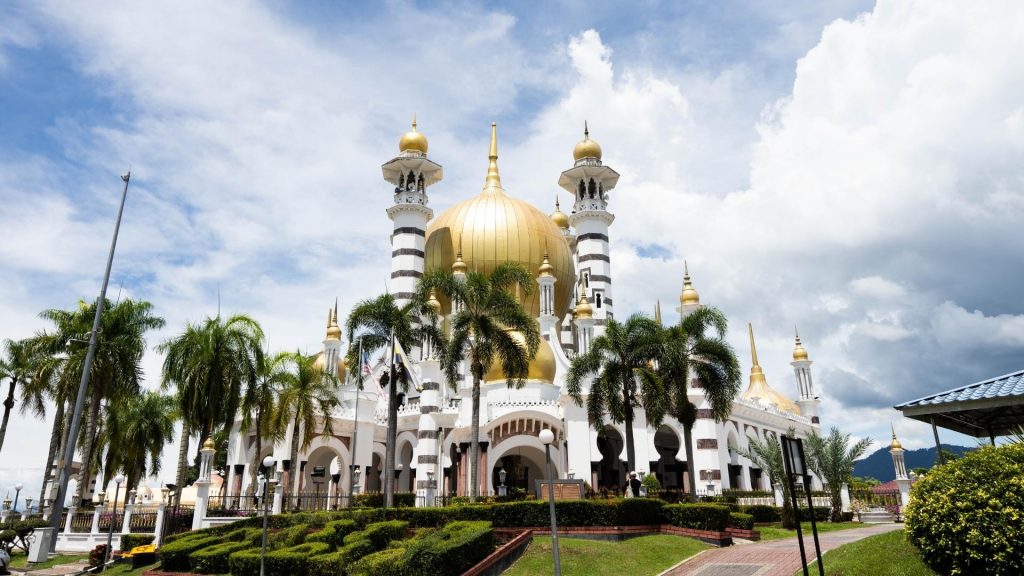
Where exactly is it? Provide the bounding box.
[288,491,347,512]
[850,489,901,508]
[207,495,262,517]
[165,506,195,536]
[129,511,158,532]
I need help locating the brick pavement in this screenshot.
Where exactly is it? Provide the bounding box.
[663,523,903,576]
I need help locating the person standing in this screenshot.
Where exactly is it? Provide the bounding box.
[628,471,642,498]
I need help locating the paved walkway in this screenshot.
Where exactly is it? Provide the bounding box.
[11,559,90,576]
[664,523,903,576]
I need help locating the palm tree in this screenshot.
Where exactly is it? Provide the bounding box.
[0,339,37,453]
[566,314,664,476]
[345,291,442,507]
[29,298,165,502]
[805,427,873,522]
[736,429,796,528]
[158,314,264,503]
[101,391,179,491]
[242,350,286,496]
[270,351,341,508]
[422,263,538,502]
[658,307,741,502]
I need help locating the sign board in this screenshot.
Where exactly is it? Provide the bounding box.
[534,479,585,500]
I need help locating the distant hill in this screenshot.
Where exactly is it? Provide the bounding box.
[852,444,974,482]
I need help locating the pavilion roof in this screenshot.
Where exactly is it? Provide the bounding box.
[895,368,1024,437]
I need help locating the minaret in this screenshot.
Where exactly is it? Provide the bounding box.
[382,117,442,307]
[559,122,619,335]
[323,302,343,369]
[537,248,558,336]
[677,261,701,319]
[574,283,595,355]
[890,425,908,480]
[791,328,820,424]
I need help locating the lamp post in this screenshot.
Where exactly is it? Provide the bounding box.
[13,484,23,513]
[539,429,561,576]
[260,456,276,576]
[102,475,125,572]
[498,467,507,497]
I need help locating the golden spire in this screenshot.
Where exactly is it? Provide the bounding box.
[452,235,468,274]
[793,327,809,362]
[573,120,603,161]
[427,287,442,314]
[654,300,663,326]
[399,114,428,154]
[680,261,700,305]
[575,291,593,319]
[538,244,555,277]
[741,323,800,414]
[484,122,503,192]
[550,196,570,230]
[890,423,903,451]
[326,302,341,340]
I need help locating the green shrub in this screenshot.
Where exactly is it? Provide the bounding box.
[352,492,416,508]
[402,521,494,576]
[391,507,450,527]
[307,519,358,548]
[0,519,50,554]
[663,503,730,531]
[228,548,262,576]
[739,504,780,523]
[728,512,754,530]
[160,535,220,571]
[346,547,406,576]
[266,542,332,576]
[269,524,309,547]
[615,498,665,526]
[350,520,408,550]
[118,533,155,552]
[794,506,830,522]
[905,443,1024,576]
[189,541,250,574]
[308,539,375,576]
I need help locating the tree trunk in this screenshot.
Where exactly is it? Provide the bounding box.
[287,418,300,510]
[682,422,698,503]
[830,489,843,523]
[383,336,398,508]
[248,412,263,498]
[0,377,17,454]
[174,422,190,506]
[470,372,481,502]
[39,400,66,509]
[76,388,103,502]
[623,380,636,475]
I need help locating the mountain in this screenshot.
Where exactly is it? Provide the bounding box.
[852,444,974,482]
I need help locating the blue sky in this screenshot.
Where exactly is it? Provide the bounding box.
[3,0,1024,500]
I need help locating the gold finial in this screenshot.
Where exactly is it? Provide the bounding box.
[550,196,570,230]
[748,323,760,368]
[326,302,342,340]
[202,437,216,450]
[890,423,903,450]
[452,235,468,274]
[427,287,442,314]
[399,115,428,154]
[573,120,602,161]
[538,244,555,277]
[584,120,589,139]
[793,326,809,361]
[484,122,502,191]
[575,292,593,319]
[680,260,700,305]
[412,113,417,130]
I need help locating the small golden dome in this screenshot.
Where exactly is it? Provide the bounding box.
[890,425,903,451]
[793,329,809,362]
[680,261,700,306]
[451,238,469,275]
[202,437,216,450]
[550,197,570,230]
[326,306,341,340]
[398,116,428,154]
[575,292,593,319]
[538,249,555,278]
[312,351,347,382]
[483,331,556,384]
[427,287,442,314]
[573,122,602,162]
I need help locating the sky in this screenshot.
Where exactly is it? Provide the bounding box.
[3,0,1024,503]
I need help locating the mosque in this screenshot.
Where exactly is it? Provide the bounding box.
[221,120,823,505]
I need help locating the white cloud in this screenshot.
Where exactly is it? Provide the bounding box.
[849,276,905,299]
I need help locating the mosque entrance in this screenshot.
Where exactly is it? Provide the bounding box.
[492,451,544,495]
[652,425,684,489]
[596,426,625,494]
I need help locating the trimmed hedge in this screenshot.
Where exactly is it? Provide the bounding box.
[905,443,1024,576]
[119,533,154,552]
[346,547,406,576]
[307,519,358,548]
[355,520,409,549]
[402,521,495,576]
[352,492,416,508]
[160,535,220,571]
[663,503,730,532]
[189,541,250,574]
[739,504,780,523]
[307,521,408,576]
[728,512,754,531]
[794,506,830,522]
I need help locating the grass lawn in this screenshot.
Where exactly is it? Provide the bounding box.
[758,521,864,541]
[803,529,936,576]
[99,558,159,576]
[504,534,708,576]
[9,550,89,570]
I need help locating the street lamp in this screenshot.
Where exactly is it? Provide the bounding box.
[539,429,561,576]
[260,456,276,576]
[13,484,23,513]
[102,475,125,572]
[498,467,507,497]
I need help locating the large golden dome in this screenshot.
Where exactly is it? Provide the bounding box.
[483,331,556,384]
[312,352,347,382]
[741,324,799,414]
[424,123,575,318]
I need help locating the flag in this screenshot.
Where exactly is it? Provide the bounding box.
[393,338,421,390]
[361,350,371,377]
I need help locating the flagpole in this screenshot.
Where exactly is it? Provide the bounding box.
[347,338,363,509]
[384,329,397,508]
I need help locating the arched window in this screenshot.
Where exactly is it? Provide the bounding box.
[596,293,602,308]
[588,179,596,198]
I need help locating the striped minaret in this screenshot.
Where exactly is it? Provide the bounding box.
[382,117,443,306]
[559,122,619,336]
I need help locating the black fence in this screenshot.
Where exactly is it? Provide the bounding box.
[165,506,195,536]
[850,488,901,508]
[288,492,349,512]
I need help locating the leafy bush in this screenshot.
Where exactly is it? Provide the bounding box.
[352,492,416,508]
[160,535,220,571]
[663,503,730,531]
[265,542,331,576]
[739,504,781,523]
[615,498,665,526]
[119,533,155,552]
[640,474,662,492]
[0,518,50,554]
[794,506,830,522]
[346,547,406,576]
[728,512,754,530]
[306,519,358,548]
[905,443,1024,576]
[357,520,409,549]
[189,541,251,574]
[402,521,495,576]
[269,524,309,548]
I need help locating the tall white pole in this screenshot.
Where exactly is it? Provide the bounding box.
[347,339,363,508]
[48,172,131,550]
